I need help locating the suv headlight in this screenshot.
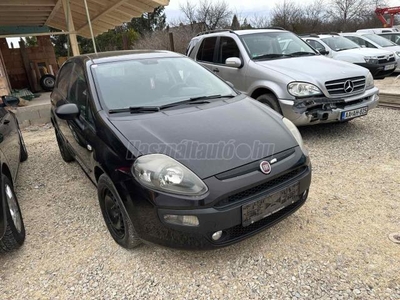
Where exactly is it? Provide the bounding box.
[288,82,323,98]
[133,154,208,196]
[364,56,379,64]
[366,72,374,89]
[282,118,309,156]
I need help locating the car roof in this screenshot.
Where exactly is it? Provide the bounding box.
[68,50,183,64]
[233,29,285,36]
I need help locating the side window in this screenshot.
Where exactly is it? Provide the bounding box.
[307,40,325,52]
[68,63,92,124]
[218,37,240,64]
[56,63,74,98]
[196,37,217,63]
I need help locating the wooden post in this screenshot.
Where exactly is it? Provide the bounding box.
[122,32,129,50]
[169,32,175,52]
[19,40,37,92]
[62,0,80,56]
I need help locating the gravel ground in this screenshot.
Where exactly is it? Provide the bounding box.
[1,108,399,299]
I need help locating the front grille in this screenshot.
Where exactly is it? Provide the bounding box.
[325,76,365,97]
[378,54,396,64]
[216,197,306,242]
[214,166,307,207]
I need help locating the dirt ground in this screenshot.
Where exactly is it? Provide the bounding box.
[0,108,399,299]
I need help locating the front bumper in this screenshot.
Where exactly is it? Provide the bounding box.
[279,87,380,126]
[356,62,397,78]
[118,148,311,250]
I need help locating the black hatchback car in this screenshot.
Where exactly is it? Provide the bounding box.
[0,96,28,252]
[51,51,311,250]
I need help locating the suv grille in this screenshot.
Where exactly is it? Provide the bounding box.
[325,76,365,97]
[214,167,307,207]
[378,54,396,64]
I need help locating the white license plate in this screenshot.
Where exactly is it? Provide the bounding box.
[341,107,368,120]
[384,64,395,71]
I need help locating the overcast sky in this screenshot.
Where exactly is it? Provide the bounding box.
[164,0,397,22]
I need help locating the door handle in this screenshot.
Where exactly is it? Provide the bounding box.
[213,68,220,73]
[3,119,10,125]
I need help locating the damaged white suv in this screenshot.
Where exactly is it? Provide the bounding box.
[187,28,380,126]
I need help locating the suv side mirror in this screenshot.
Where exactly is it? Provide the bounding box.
[55,103,80,120]
[1,96,20,107]
[225,57,242,68]
[319,50,330,55]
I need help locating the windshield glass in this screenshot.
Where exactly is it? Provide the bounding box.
[321,36,360,51]
[241,32,316,60]
[92,57,235,110]
[363,34,396,47]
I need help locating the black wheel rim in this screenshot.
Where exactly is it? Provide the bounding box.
[44,77,55,88]
[104,189,125,239]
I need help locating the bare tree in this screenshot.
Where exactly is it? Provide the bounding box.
[271,0,303,31]
[179,0,233,30]
[327,0,376,30]
[250,14,271,28]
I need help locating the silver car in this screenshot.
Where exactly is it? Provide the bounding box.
[187,29,380,126]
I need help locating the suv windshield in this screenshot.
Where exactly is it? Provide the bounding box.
[92,57,236,110]
[321,36,359,51]
[241,32,316,60]
[363,34,396,47]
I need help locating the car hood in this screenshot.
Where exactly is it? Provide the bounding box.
[109,97,298,179]
[341,48,394,56]
[255,56,369,83]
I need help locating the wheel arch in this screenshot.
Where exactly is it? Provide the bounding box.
[250,87,279,100]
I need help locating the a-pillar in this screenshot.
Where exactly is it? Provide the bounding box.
[61,0,80,56]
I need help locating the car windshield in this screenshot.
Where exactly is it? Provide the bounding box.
[363,34,396,47]
[92,57,236,110]
[241,32,316,60]
[321,37,360,51]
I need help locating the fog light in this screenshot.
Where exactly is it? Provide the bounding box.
[163,215,199,227]
[212,231,223,241]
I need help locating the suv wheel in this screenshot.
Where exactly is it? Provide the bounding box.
[0,174,25,252]
[97,174,142,249]
[257,93,282,114]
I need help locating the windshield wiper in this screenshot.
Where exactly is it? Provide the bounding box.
[190,94,236,101]
[287,52,316,56]
[109,106,160,114]
[253,53,288,60]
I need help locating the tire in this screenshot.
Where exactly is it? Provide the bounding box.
[257,93,282,114]
[97,174,142,249]
[0,174,25,252]
[54,127,74,163]
[40,75,56,91]
[18,128,28,162]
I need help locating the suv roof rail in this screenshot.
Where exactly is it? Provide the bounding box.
[319,32,340,36]
[259,26,286,30]
[196,29,235,37]
[299,34,320,38]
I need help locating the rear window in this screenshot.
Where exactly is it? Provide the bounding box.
[362,34,395,47]
[196,37,217,62]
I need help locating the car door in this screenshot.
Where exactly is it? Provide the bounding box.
[0,107,19,179]
[64,62,94,173]
[195,36,219,73]
[215,36,248,92]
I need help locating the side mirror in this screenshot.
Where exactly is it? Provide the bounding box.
[55,103,80,120]
[1,96,20,107]
[225,57,242,68]
[319,50,330,55]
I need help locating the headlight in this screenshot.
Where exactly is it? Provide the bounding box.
[133,154,208,196]
[288,82,323,98]
[364,56,379,64]
[282,118,309,156]
[366,72,374,89]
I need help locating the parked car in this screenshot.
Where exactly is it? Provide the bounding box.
[187,29,380,126]
[302,34,396,79]
[0,96,28,253]
[356,28,399,34]
[50,50,312,250]
[341,33,400,72]
[378,32,400,45]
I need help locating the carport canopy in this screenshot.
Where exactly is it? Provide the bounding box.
[0,0,170,55]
